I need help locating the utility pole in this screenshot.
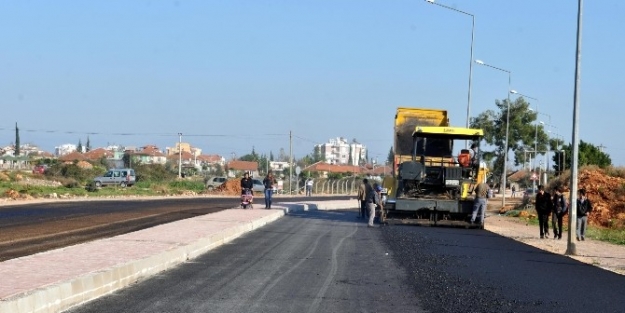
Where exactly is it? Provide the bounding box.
[178,133,182,179]
[289,131,293,196]
[566,0,584,256]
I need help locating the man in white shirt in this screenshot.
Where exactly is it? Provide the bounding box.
[306,178,313,196]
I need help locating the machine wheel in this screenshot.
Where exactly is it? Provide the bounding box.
[94,181,102,188]
[207,186,214,191]
[120,181,127,188]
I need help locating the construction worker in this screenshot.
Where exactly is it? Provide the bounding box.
[471,181,488,226]
[357,179,369,219]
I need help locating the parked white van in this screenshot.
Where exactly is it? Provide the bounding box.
[93,168,136,188]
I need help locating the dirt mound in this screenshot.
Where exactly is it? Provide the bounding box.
[550,167,625,228]
[216,179,242,195]
[5,189,20,199]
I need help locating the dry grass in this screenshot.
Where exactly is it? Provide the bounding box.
[605,166,625,179]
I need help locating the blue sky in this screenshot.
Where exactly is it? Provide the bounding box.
[0,1,620,165]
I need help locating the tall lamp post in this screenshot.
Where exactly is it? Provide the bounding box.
[475,59,511,207]
[425,0,475,141]
[567,0,584,256]
[178,133,182,179]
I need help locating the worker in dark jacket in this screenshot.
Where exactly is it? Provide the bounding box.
[551,187,568,240]
[535,185,552,239]
[576,189,593,241]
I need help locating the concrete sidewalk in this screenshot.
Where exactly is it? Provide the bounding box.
[0,199,356,313]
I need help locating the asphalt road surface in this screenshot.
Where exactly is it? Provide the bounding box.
[0,196,348,261]
[66,210,625,313]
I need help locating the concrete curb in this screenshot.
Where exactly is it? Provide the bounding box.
[0,199,357,313]
[276,199,357,214]
[0,210,284,313]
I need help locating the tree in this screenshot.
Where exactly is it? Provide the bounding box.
[86,136,91,152]
[312,146,324,163]
[348,146,353,165]
[278,148,287,162]
[552,140,611,173]
[239,147,258,162]
[269,151,275,161]
[258,153,269,175]
[14,122,20,156]
[214,164,225,176]
[471,97,548,186]
[387,146,394,164]
[77,139,83,153]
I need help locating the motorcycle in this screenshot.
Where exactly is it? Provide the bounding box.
[241,188,254,209]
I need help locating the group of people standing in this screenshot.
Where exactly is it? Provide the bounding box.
[357,178,384,227]
[535,185,593,241]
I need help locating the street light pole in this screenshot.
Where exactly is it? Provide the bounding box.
[566,0,584,256]
[425,0,475,147]
[178,133,182,179]
[475,59,511,207]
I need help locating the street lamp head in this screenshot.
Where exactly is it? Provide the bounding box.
[474,59,484,65]
[528,108,534,112]
[510,90,518,94]
[425,0,435,3]
[540,121,545,125]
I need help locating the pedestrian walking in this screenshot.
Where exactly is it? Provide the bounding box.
[576,189,593,241]
[511,185,517,198]
[357,179,370,219]
[305,178,313,197]
[535,185,552,239]
[551,187,568,240]
[471,182,488,226]
[263,171,277,209]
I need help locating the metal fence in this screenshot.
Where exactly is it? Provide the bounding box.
[279,177,382,195]
[310,177,360,195]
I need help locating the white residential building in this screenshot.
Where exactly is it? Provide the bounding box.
[55,144,77,157]
[315,137,366,165]
[269,161,290,172]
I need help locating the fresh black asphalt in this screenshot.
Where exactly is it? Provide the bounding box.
[63,209,625,313]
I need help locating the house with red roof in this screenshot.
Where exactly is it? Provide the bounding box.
[58,151,86,162]
[83,148,114,161]
[226,160,259,177]
[303,161,363,178]
[134,145,167,165]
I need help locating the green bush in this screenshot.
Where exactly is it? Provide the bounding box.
[135,164,177,182]
[45,163,103,184]
[168,180,205,192]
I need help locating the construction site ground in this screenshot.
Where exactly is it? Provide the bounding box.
[485,194,625,275]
